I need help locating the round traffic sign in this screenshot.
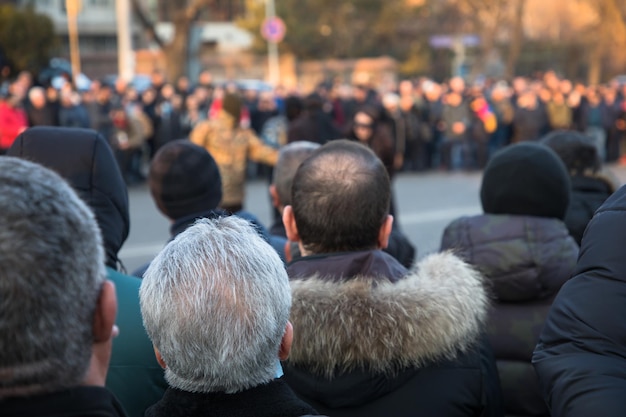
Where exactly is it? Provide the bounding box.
[261,16,286,43]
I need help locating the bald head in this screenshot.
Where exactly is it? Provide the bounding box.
[273,141,320,208]
[291,140,390,254]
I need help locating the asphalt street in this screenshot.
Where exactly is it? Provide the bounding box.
[119,165,626,274]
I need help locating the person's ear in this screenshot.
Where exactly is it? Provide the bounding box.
[93,280,117,344]
[278,321,293,361]
[82,280,118,387]
[153,346,167,370]
[283,206,300,243]
[269,185,281,211]
[377,215,394,249]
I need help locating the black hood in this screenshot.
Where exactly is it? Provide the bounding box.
[8,127,130,269]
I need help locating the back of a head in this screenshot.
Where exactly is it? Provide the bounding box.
[273,141,321,207]
[149,139,222,220]
[140,216,291,394]
[481,142,571,220]
[8,127,130,269]
[292,139,390,253]
[285,95,303,122]
[222,93,242,127]
[541,130,601,176]
[0,157,105,398]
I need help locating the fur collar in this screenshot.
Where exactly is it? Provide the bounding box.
[287,252,487,378]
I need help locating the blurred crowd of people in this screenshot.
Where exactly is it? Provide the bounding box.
[2,68,626,185]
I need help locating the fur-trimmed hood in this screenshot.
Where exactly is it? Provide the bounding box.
[287,251,487,378]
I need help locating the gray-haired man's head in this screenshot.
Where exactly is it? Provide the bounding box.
[271,141,320,210]
[0,156,108,398]
[140,216,293,394]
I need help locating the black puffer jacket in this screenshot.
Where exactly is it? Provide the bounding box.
[441,214,578,417]
[533,185,626,417]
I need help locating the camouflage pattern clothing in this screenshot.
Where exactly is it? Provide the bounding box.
[190,110,278,208]
[441,214,579,417]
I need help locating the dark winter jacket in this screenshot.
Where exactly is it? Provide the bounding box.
[8,127,167,417]
[26,103,58,127]
[58,103,91,129]
[284,250,503,417]
[145,379,319,417]
[441,214,578,417]
[533,185,626,417]
[1,386,128,417]
[564,174,614,245]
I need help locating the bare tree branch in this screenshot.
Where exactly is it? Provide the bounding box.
[130,0,166,48]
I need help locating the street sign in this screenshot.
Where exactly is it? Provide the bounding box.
[261,16,286,43]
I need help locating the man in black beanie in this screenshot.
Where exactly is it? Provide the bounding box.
[132,139,270,278]
[441,142,579,417]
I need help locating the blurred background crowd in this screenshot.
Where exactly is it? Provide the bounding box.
[2,68,626,185]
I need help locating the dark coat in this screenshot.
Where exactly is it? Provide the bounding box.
[58,104,91,129]
[26,103,58,127]
[441,214,578,417]
[533,185,626,417]
[145,379,319,417]
[284,250,503,417]
[1,387,127,417]
[564,174,614,245]
[8,127,167,417]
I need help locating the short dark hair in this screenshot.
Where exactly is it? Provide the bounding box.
[291,140,390,253]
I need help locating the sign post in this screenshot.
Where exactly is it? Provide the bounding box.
[66,0,82,87]
[116,0,134,81]
[261,0,286,86]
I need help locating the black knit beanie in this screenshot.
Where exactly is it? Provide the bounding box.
[149,139,222,220]
[480,142,571,220]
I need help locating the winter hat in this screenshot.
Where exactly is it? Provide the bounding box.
[149,139,222,220]
[480,142,571,220]
[541,130,600,176]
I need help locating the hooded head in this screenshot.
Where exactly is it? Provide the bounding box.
[480,142,571,220]
[8,127,130,269]
[148,139,222,220]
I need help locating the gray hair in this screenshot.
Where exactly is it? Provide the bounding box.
[272,141,320,207]
[140,216,291,393]
[0,157,106,398]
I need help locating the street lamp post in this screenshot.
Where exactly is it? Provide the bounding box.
[115,0,134,81]
[265,0,280,85]
[65,0,82,85]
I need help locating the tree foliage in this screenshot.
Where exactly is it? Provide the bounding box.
[238,0,426,62]
[0,5,58,74]
[131,0,216,81]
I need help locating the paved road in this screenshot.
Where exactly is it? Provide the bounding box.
[120,165,626,274]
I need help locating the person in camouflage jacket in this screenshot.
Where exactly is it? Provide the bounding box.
[441,143,579,417]
[190,93,278,212]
